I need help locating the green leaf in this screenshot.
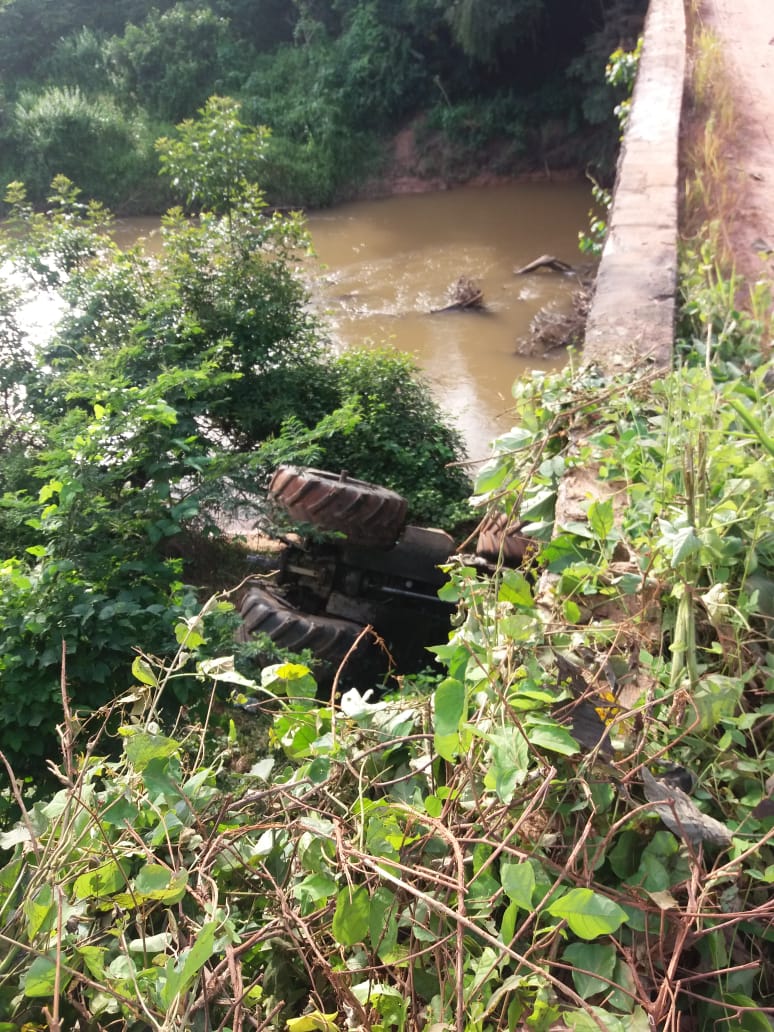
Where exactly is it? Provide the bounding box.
[39,480,62,503]
[474,458,511,495]
[492,427,535,453]
[660,522,701,567]
[547,888,628,940]
[631,853,670,893]
[588,498,614,542]
[263,662,317,699]
[564,1008,626,1031]
[133,863,188,903]
[526,996,560,1031]
[24,884,55,939]
[498,569,533,607]
[132,655,158,687]
[23,953,72,998]
[501,862,536,910]
[198,655,259,688]
[692,673,743,731]
[174,620,206,649]
[143,756,185,804]
[438,578,461,603]
[608,957,637,1013]
[73,860,125,899]
[563,941,616,998]
[485,726,529,803]
[128,932,174,953]
[294,874,338,906]
[76,945,107,981]
[433,678,465,737]
[332,885,370,946]
[161,920,217,1007]
[525,718,580,756]
[124,731,180,771]
[608,831,644,880]
[434,731,461,762]
[424,794,443,817]
[720,995,774,1032]
[248,757,275,781]
[370,886,398,959]
[500,899,519,943]
[286,1012,339,1032]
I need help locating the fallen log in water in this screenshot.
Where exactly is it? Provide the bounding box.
[514,254,574,275]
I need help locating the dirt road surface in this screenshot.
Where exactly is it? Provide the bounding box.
[701,0,774,288]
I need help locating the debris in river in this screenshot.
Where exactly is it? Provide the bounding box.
[518,286,591,355]
[515,253,574,275]
[431,276,485,313]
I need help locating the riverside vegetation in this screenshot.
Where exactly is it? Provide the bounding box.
[0,238,772,1029]
[1,20,774,1032]
[0,99,471,781]
[0,0,647,212]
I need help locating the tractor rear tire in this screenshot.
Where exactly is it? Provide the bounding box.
[238,586,365,664]
[269,466,408,550]
[476,512,531,566]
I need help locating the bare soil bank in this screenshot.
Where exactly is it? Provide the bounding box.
[355,122,591,201]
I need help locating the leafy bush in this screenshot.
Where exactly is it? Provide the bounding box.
[422,93,530,177]
[11,86,158,206]
[0,204,771,1028]
[319,3,426,131]
[41,27,114,94]
[259,128,380,209]
[239,40,385,208]
[106,4,249,123]
[317,349,472,526]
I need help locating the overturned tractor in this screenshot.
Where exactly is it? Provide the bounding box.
[238,467,458,685]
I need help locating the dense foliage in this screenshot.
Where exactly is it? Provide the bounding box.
[0,0,647,210]
[1,6,772,1028]
[0,244,772,1029]
[0,100,469,777]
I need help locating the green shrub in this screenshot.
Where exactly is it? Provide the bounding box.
[11,86,157,206]
[320,3,427,131]
[0,152,469,771]
[315,349,472,527]
[106,4,250,122]
[41,27,113,94]
[424,93,529,158]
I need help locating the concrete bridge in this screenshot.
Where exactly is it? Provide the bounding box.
[582,0,686,373]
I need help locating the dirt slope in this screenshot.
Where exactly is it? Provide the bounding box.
[701,0,774,288]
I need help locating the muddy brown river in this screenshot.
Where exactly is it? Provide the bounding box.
[116,180,591,458]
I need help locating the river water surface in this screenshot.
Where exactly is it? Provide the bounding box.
[117,180,590,458]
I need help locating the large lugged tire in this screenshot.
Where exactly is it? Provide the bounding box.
[476,512,531,566]
[269,466,408,550]
[238,586,364,663]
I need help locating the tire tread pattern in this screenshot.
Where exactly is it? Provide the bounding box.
[238,586,363,662]
[269,466,408,549]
